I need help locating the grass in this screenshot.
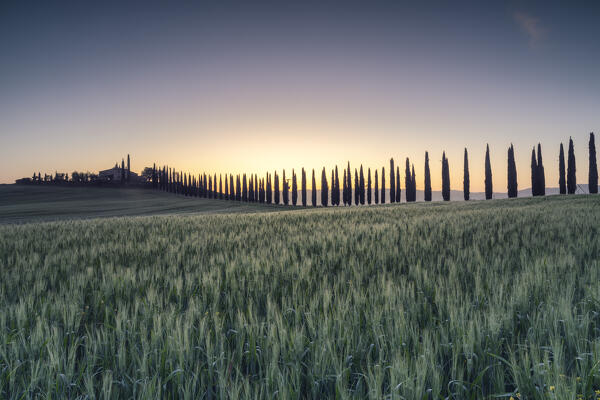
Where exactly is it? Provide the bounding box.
[0,192,599,398]
[0,185,289,223]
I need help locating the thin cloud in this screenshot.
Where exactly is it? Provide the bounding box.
[514,12,546,47]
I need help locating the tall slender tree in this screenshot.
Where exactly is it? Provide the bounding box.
[389,158,396,203]
[266,173,272,204]
[354,169,359,205]
[405,158,411,202]
[463,148,470,201]
[381,167,386,204]
[312,169,317,207]
[531,148,537,196]
[230,175,235,201]
[537,143,545,196]
[507,144,518,198]
[359,165,365,205]
[274,172,280,204]
[219,175,223,199]
[127,154,131,183]
[282,170,289,205]
[374,169,379,204]
[590,132,598,194]
[334,166,340,206]
[301,168,307,206]
[442,152,450,201]
[321,168,328,206]
[484,144,492,200]
[559,143,566,194]
[331,170,336,206]
[242,174,248,201]
[121,159,125,183]
[395,166,401,203]
[567,137,576,194]
[424,152,431,202]
[225,175,229,200]
[292,169,298,206]
[346,162,352,206]
[343,169,347,205]
[367,168,372,204]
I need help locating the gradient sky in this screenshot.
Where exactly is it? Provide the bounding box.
[1,1,599,190]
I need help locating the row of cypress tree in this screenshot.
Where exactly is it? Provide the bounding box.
[149,133,598,205]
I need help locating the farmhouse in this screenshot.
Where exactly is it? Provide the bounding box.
[98,163,140,183]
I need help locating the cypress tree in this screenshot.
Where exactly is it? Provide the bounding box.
[302,168,307,206]
[249,175,254,202]
[424,152,432,202]
[590,132,598,194]
[208,175,213,198]
[359,165,365,205]
[354,169,359,205]
[405,158,411,202]
[442,152,450,201]
[389,159,395,203]
[219,175,223,199]
[395,166,401,203]
[334,166,340,206]
[312,169,317,207]
[214,174,217,197]
[241,174,246,201]
[381,167,386,204]
[127,154,130,183]
[463,148,470,201]
[537,143,545,196]
[225,174,229,200]
[507,144,518,198]
[531,148,537,196]
[559,143,566,194]
[321,168,328,206]
[292,170,298,206]
[230,175,234,200]
[266,173,272,204]
[235,175,240,201]
[273,172,279,204]
[347,162,352,206]
[283,170,289,205]
[485,144,492,200]
[367,168,372,205]
[331,169,335,206]
[567,137,576,194]
[374,169,379,204]
[121,159,125,183]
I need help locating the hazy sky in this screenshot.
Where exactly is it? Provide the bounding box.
[1,1,599,190]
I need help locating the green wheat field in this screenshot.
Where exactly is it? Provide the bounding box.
[1,187,600,399]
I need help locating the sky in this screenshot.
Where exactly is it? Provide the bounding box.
[1,1,599,190]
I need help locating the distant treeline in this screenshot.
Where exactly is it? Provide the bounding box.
[17,134,598,204]
[146,133,598,205]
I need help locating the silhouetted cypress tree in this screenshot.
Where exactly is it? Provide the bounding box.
[292,170,298,206]
[224,175,229,200]
[353,169,359,205]
[396,166,401,202]
[121,159,125,183]
[230,175,234,200]
[282,170,289,205]
[127,154,130,183]
[590,132,598,194]
[374,169,379,204]
[442,152,450,201]
[343,169,348,205]
[301,168,307,206]
[367,168,372,205]
[213,174,217,197]
[537,143,545,196]
[559,143,566,194]
[236,175,241,201]
[485,144,492,200]
[312,169,317,207]
[507,144,518,198]
[567,137,576,194]
[405,158,411,202]
[321,168,328,207]
[266,173,272,204]
[381,167,386,204]
[331,169,335,206]
[274,172,280,204]
[334,166,340,206]
[241,174,247,202]
[531,148,537,196]
[346,162,352,206]
[359,165,365,205]
[389,158,395,203]
[463,149,469,201]
[184,173,188,196]
[219,175,223,199]
[248,175,253,202]
[424,152,431,202]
